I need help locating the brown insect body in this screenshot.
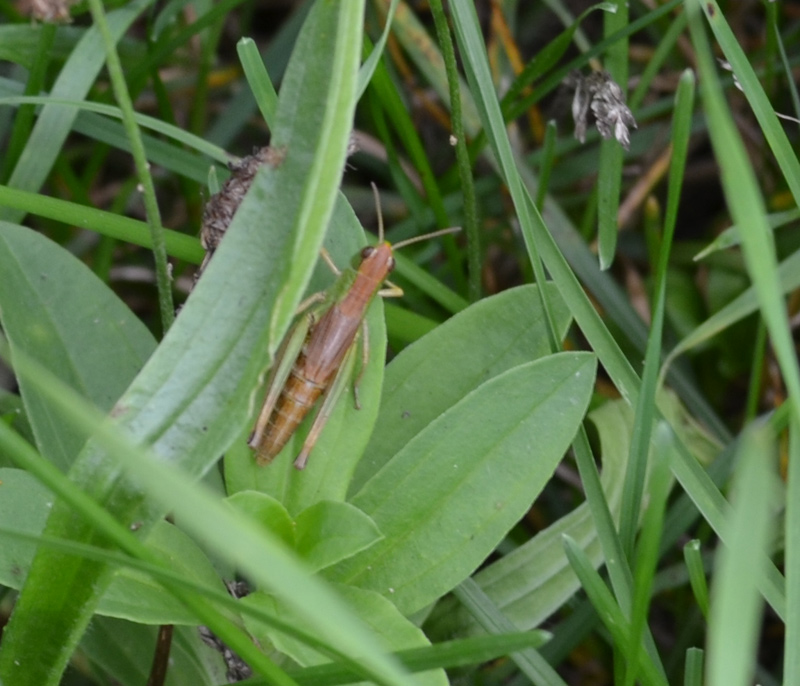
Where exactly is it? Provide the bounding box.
[252,243,396,467]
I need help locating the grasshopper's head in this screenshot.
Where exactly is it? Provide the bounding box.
[353,241,396,284]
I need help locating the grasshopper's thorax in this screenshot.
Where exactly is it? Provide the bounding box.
[338,242,395,317]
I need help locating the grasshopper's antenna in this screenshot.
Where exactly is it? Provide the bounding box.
[370,182,384,243]
[392,225,461,250]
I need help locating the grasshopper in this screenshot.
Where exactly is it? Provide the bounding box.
[248,187,459,469]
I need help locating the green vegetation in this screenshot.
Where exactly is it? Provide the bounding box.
[0,0,796,684]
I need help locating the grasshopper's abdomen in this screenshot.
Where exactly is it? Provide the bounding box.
[254,347,327,465]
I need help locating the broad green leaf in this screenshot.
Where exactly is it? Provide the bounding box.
[0,472,225,625]
[0,390,33,464]
[426,391,720,637]
[351,283,571,493]
[0,1,367,682]
[226,490,296,548]
[0,225,156,471]
[244,584,447,686]
[0,468,54,588]
[99,520,228,624]
[295,501,383,572]
[225,492,382,572]
[329,352,597,615]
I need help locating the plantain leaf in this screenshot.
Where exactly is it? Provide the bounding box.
[0,224,156,470]
[328,352,597,616]
[351,283,571,493]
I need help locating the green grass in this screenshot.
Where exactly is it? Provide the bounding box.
[0,0,797,684]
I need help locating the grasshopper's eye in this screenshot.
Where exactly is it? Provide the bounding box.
[361,246,376,260]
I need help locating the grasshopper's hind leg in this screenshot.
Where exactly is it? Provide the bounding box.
[293,344,358,470]
[249,314,312,456]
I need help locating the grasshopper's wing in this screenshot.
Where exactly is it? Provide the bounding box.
[293,339,359,469]
[248,314,313,449]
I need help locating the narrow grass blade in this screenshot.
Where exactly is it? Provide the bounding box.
[0,191,203,263]
[237,37,278,128]
[784,417,800,682]
[454,579,568,686]
[618,69,694,557]
[705,427,774,686]
[563,536,668,686]
[596,0,629,270]
[683,540,710,619]
[684,647,704,686]
[688,0,800,428]
[625,424,672,686]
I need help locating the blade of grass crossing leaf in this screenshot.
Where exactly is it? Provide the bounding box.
[689,0,800,428]
[0,524,349,674]
[237,37,278,129]
[0,417,301,686]
[446,7,737,678]
[449,0,640,399]
[683,540,710,619]
[784,418,800,683]
[562,536,668,686]
[275,633,551,686]
[0,520,418,668]
[618,70,694,557]
[0,346,415,686]
[454,579,568,686]
[86,0,174,329]
[705,427,774,686]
